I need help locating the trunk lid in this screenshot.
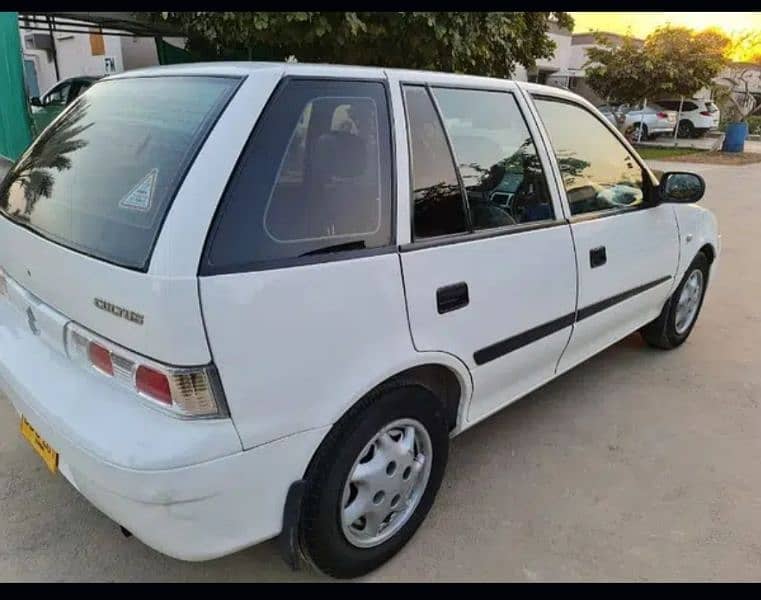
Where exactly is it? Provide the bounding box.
[0,74,241,365]
[0,224,208,365]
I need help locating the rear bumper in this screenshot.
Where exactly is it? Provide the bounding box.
[0,298,328,561]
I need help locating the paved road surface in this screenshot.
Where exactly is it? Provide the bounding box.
[1,160,760,581]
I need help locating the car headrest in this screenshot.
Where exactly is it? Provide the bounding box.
[310,131,368,183]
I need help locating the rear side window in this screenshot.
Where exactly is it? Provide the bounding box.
[0,76,239,270]
[205,79,393,272]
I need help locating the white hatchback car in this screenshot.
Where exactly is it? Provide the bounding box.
[0,63,720,578]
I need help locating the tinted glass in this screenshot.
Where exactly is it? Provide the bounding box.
[403,85,467,239]
[433,87,553,228]
[206,79,393,271]
[45,82,71,105]
[0,76,238,269]
[683,101,699,111]
[534,97,645,216]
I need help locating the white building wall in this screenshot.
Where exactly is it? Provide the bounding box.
[512,64,528,82]
[536,31,572,76]
[53,29,124,79]
[569,43,591,73]
[120,36,159,71]
[121,36,187,71]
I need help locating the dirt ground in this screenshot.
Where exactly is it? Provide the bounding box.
[658,151,761,165]
[1,160,760,581]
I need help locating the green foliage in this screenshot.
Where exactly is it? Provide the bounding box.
[585,27,730,105]
[645,26,729,97]
[585,34,655,104]
[151,12,574,77]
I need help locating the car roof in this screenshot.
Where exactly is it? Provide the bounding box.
[106,60,552,90]
[106,60,586,103]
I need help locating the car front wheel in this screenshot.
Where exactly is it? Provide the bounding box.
[641,252,709,349]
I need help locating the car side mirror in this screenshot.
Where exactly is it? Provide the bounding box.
[30,96,42,107]
[658,171,705,204]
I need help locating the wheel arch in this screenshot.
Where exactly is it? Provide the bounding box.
[302,353,473,482]
[699,242,716,264]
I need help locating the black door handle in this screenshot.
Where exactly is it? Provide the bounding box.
[437,282,469,314]
[590,246,607,268]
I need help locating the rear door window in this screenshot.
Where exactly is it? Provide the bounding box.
[0,75,239,270]
[403,85,468,239]
[204,78,393,273]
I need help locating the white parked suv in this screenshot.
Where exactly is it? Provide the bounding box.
[655,98,721,138]
[0,63,720,578]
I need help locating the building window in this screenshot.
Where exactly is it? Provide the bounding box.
[90,30,105,56]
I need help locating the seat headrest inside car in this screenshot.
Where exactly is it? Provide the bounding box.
[311,131,368,183]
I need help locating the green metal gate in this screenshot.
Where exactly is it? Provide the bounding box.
[0,12,33,161]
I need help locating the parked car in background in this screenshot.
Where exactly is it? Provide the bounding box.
[596,104,621,128]
[30,75,100,133]
[0,63,719,579]
[619,102,677,142]
[655,99,721,138]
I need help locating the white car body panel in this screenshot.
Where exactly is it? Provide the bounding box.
[200,254,424,449]
[0,63,720,564]
[400,230,577,425]
[556,206,679,373]
[623,107,677,135]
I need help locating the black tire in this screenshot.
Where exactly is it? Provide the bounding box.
[641,252,709,349]
[299,380,450,579]
[677,119,695,139]
[626,123,648,143]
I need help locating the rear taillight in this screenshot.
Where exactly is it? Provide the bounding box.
[700,111,712,116]
[136,365,172,405]
[65,322,227,418]
[88,341,114,376]
[657,112,668,119]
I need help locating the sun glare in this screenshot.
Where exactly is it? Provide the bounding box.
[570,12,761,61]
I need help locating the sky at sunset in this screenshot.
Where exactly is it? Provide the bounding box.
[570,12,761,59]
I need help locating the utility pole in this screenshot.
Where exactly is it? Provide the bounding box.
[46,14,60,81]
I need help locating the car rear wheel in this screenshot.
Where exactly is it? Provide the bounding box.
[299,381,449,579]
[625,123,648,143]
[640,252,709,349]
[677,120,695,139]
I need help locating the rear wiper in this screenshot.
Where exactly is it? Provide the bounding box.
[300,240,366,257]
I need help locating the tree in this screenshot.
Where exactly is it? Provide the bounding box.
[644,26,729,99]
[150,12,574,78]
[585,33,659,106]
[584,27,730,141]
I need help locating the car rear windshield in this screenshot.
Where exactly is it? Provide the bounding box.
[0,75,239,270]
[705,102,719,113]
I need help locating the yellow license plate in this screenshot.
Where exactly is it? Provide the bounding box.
[20,415,58,473]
